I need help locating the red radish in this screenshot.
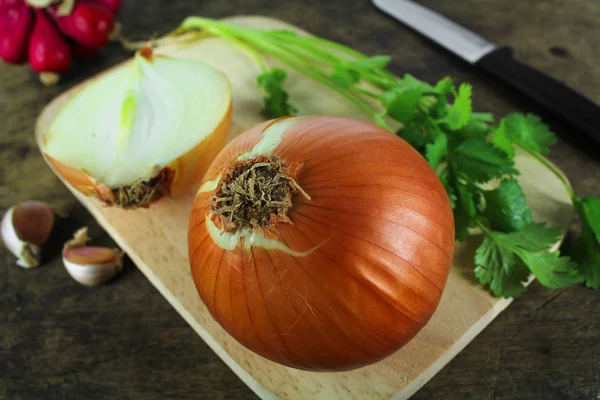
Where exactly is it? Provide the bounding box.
[0,0,33,64]
[50,1,114,49]
[0,0,22,11]
[89,0,121,14]
[28,9,72,84]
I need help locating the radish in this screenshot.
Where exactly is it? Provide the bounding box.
[0,0,33,64]
[50,1,114,49]
[0,0,23,11]
[28,9,72,84]
[89,0,121,14]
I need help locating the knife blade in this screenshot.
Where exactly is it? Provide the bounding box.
[373,0,600,145]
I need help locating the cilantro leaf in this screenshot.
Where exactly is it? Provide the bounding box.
[353,55,392,71]
[382,86,423,123]
[331,56,391,88]
[257,68,286,92]
[501,113,557,154]
[444,83,472,130]
[460,112,493,139]
[492,119,515,158]
[453,139,518,182]
[475,235,529,298]
[503,222,562,252]
[453,181,478,241]
[498,223,577,290]
[402,74,434,92]
[425,134,447,170]
[257,68,298,118]
[518,250,581,289]
[434,76,454,94]
[582,196,600,243]
[397,120,427,150]
[430,94,448,119]
[566,196,600,288]
[331,66,360,88]
[476,223,578,297]
[472,112,494,123]
[484,179,532,232]
[438,168,456,209]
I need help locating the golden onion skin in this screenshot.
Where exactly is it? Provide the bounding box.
[188,116,454,371]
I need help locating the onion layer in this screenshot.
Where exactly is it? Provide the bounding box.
[188,116,455,371]
[43,46,232,208]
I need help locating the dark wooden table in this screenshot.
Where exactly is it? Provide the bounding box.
[1,1,599,399]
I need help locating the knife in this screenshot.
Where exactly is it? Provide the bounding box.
[373,0,600,145]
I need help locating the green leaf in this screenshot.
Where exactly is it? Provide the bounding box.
[503,222,561,252]
[334,56,392,88]
[492,120,515,158]
[353,55,392,71]
[430,94,448,119]
[402,74,434,91]
[460,112,493,139]
[475,223,577,297]
[453,181,477,241]
[260,90,298,119]
[257,68,298,118]
[484,179,532,232]
[453,139,518,182]
[397,120,427,150]
[438,168,456,209]
[382,86,423,123]
[425,134,447,170]
[457,182,477,218]
[581,196,600,243]
[474,235,529,298]
[501,113,557,154]
[434,76,454,94]
[444,83,472,130]
[472,112,494,123]
[330,66,360,88]
[566,196,600,289]
[517,251,581,289]
[257,68,287,93]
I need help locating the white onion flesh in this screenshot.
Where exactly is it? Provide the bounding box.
[44,49,231,188]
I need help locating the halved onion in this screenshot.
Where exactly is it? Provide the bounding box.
[188,116,455,371]
[42,46,232,208]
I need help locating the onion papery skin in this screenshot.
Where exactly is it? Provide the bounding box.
[188,116,455,371]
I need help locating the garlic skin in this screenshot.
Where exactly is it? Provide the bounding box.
[62,227,124,286]
[1,201,57,268]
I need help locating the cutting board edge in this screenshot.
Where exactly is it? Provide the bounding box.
[53,180,520,400]
[397,296,514,399]
[33,74,518,400]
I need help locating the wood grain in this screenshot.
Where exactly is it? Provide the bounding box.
[32,16,574,400]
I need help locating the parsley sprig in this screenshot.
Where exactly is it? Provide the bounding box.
[175,17,600,297]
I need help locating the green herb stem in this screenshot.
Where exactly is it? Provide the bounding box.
[519,146,579,205]
[207,26,269,72]
[254,31,398,91]
[233,30,383,122]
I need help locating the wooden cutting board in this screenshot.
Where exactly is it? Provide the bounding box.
[35,16,574,400]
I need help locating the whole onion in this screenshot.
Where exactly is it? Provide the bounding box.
[188,116,454,371]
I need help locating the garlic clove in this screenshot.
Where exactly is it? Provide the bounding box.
[1,201,58,268]
[62,227,123,286]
